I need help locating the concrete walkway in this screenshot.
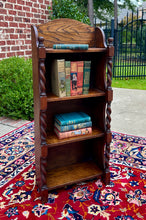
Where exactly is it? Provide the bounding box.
[0,88,146,138]
[0,117,30,137]
[111,88,146,137]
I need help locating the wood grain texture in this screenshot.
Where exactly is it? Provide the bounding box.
[46,127,104,147]
[31,25,42,187]
[46,161,103,189]
[47,89,105,102]
[37,18,106,48]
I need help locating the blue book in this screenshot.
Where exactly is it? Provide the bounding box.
[54,120,92,132]
[53,44,89,50]
[55,112,91,126]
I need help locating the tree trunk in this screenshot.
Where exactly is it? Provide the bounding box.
[114,0,118,29]
[88,0,94,26]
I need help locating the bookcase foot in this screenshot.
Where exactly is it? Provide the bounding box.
[40,188,48,204]
[102,172,110,186]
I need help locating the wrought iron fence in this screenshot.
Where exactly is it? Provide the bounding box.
[98,9,146,79]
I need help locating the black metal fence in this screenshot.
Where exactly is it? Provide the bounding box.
[99,9,146,79]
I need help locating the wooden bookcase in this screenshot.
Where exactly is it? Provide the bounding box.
[31,18,114,203]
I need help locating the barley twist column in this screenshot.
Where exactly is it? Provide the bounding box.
[105,37,114,185]
[38,36,48,202]
[38,37,47,145]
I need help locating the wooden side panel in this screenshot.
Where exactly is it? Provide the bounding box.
[95,27,107,48]
[31,25,41,187]
[37,18,106,48]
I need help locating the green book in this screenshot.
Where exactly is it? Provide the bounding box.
[83,61,91,94]
[65,61,71,96]
[53,44,89,50]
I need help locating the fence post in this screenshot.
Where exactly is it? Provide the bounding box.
[111,19,114,38]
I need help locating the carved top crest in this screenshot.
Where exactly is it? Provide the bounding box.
[33,18,106,48]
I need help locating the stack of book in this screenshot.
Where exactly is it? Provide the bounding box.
[54,112,92,139]
[51,59,91,98]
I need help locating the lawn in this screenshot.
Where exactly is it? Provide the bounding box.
[112,78,146,90]
[112,61,146,90]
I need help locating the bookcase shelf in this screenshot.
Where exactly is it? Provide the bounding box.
[46,161,103,190]
[46,127,104,147]
[31,18,114,203]
[46,48,106,54]
[47,89,105,102]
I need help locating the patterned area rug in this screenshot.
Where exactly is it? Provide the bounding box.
[0,122,146,219]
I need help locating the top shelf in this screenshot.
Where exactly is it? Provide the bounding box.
[45,48,107,54]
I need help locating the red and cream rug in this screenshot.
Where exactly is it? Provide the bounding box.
[0,122,145,219]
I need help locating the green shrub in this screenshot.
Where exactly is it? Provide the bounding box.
[0,56,34,120]
[51,0,90,25]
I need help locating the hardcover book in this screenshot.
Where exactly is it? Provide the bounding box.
[53,44,89,50]
[70,61,78,96]
[77,61,84,95]
[83,61,91,94]
[54,127,92,139]
[55,112,91,126]
[65,61,71,96]
[51,59,66,97]
[54,120,92,132]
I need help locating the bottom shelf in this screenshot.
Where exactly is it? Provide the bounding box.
[46,161,103,190]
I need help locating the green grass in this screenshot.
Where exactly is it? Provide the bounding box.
[112,78,146,90]
[112,62,146,90]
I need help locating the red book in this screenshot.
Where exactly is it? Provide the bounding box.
[70,61,78,96]
[77,61,84,95]
[54,126,92,139]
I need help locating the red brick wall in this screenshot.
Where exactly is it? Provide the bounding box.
[0,0,52,60]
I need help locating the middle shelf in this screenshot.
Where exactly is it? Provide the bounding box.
[46,89,105,102]
[46,127,104,147]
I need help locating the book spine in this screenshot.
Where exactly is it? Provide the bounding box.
[70,61,78,96]
[53,44,89,50]
[55,112,91,126]
[51,59,66,97]
[54,121,92,132]
[55,116,90,126]
[54,127,92,139]
[65,61,71,96]
[83,61,91,94]
[58,60,66,97]
[77,61,84,95]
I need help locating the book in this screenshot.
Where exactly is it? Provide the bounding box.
[70,61,78,96]
[53,44,89,50]
[54,127,92,139]
[55,112,91,126]
[54,120,92,132]
[83,61,91,94]
[77,61,84,95]
[51,59,66,97]
[65,61,71,96]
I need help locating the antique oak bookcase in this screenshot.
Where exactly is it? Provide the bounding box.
[31,18,114,203]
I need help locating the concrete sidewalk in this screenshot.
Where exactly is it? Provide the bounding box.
[0,117,30,137]
[0,88,146,138]
[111,88,146,137]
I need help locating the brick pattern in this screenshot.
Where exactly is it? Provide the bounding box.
[0,0,52,60]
